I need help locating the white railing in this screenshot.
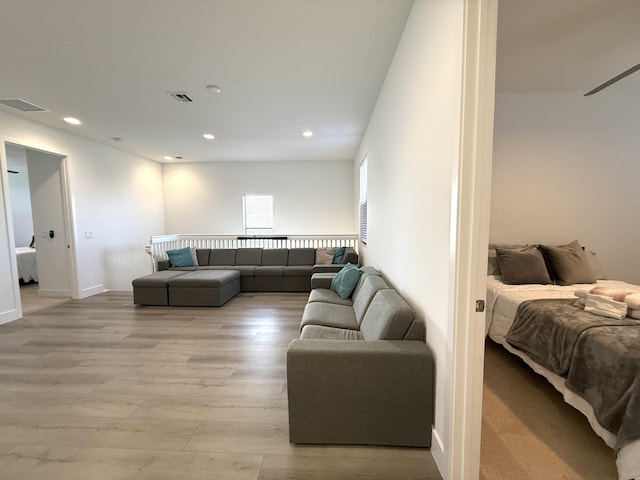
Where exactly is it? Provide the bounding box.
[147,234,359,271]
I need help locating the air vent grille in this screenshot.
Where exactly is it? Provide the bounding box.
[167,92,194,103]
[0,98,47,112]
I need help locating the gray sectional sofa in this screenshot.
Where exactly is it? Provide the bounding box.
[133,247,359,307]
[287,267,434,448]
[157,247,358,292]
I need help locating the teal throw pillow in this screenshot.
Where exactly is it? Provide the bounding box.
[332,246,346,264]
[330,263,362,299]
[166,247,195,267]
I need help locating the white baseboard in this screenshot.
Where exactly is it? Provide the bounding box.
[78,284,104,299]
[0,309,21,325]
[431,428,446,479]
[37,289,71,298]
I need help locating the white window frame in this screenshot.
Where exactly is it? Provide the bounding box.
[359,155,368,244]
[242,194,274,235]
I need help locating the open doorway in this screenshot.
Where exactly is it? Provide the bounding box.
[5,142,74,314]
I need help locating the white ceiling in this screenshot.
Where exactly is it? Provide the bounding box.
[496,0,640,95]
[0,0,413,163]
[4,1,638,165]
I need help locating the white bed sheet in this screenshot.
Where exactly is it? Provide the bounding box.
[16,246,38,282]
[485,275,640,480]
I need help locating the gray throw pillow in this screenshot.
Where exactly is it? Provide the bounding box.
[539,240,597,285]
[495,247,552,285]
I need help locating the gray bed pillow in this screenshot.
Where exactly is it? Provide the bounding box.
[495,247,552,285]
[487,249,500,275]
[585,250,606,280]
[539,240,597,285]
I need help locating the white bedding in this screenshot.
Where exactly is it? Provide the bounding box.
[485,275,640,480]
[16,246,38,282]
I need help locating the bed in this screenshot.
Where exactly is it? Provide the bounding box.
[485,242,640,480]
[16,246,38,283]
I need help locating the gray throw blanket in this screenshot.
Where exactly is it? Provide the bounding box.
[506,298,640,450]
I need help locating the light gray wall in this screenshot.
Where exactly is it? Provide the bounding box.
[0,108,165,308]
[354,0,464,475]
[491,91,640,283]
[6,144,33,247]
[163,160,354,235]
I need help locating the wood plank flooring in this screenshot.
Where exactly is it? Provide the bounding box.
[0,291,440,480]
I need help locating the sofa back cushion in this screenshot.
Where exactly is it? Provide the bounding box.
[261,248,289,266]
[288,248,316,266]
[360,289,415,340]
[195,249,211,266]
[353,275,389,324]
[342,247,359,265]
[209,249,237,266]
[236,248,263,265]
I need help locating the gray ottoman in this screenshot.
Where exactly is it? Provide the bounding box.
[168,270,241,307]
[132,270,187,306]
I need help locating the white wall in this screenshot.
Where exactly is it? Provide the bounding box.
[354,1,464,477]
[0,109,165,308]
[491,91,640,283]
[6,145,34,247]
[163,160,354,234]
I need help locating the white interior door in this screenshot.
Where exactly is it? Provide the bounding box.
[0,142,22,324]
[26,149,71,298]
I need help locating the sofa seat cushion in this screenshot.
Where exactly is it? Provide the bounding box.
[308,288,352,306]
[284,265,313,277]
[169,266,198,271]
[359,289,415,340]
[198,265,232,270]
[300,325,363,340]
[167,269,240,287]
[132,270,187,287]
[300,302,358,331]
[255,266,285,276]
[232,265,258,276]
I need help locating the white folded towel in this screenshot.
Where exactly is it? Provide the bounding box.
[628,309,640,320]
[623,293,640,310]
[573,286,592,299]
[584,294,627,320]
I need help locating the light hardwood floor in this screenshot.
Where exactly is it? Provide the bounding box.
[0,291,441,480]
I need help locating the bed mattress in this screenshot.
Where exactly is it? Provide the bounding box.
[16,246,37,282]
[485,275,640,480]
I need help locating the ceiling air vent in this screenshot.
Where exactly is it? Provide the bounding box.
[0,97,47,112]
[167,92,194,103]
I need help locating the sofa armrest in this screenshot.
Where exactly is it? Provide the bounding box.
[286,339,433,447]
[312,264,344,274]
[342,247,359,265]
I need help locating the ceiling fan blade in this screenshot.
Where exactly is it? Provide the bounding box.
[584,62,640,96]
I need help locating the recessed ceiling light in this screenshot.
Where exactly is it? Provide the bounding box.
[203,133,215,140]
[206,84,222,94]
[64,117,82,125]
[302,130,313,138]
[163,156,173,161]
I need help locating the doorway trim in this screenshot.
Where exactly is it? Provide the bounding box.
[448,0,498,478]
[2,139,77,321]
